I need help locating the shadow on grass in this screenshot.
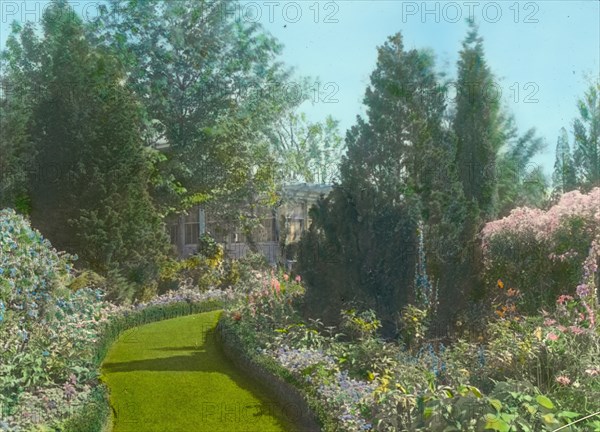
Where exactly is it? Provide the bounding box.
[100,314,305,431]
[102,333,226,373]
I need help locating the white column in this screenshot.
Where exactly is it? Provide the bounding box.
[199,207,206,235]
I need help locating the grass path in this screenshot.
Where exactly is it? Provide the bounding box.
[100,310,298,432]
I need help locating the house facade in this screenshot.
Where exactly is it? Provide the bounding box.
[166,183,332,265]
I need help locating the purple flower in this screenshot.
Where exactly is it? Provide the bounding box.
[576,283,590,297]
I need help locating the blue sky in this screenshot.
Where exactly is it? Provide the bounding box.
[2,1,599,177]
[253,0,599,178]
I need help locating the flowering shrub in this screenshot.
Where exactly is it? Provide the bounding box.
[269,345,336,380]
[481,188,600,313]
[317,370,377,431]
[230,269,305,329]
[0,209,75,328]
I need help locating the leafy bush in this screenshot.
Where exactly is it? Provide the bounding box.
[481,188,600,313]
[0,209,74,328]
[157,252,225,294]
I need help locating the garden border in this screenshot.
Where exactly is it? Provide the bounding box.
[216,318,331,432]
[61,298,226,432]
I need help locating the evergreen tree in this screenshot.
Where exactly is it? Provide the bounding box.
[0,22,42,212]
[453,20,504,221]
[23,1,168,294]
[573,82,600,191]
[552,127,577,197]
[299,33,451,336]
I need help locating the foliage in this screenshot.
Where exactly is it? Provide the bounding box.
[0,210,234,430]
[573,81,600,191]
[268,112,345,184]
[453,19,503,221]
[219,253,600,431]
[399,304,429,350]
[0,31,34,212]
[1,1,170,292]
[481,187,600,313]
[93,0,305,223]
[495,116,548,217]
[0,209,74,328]
[156,243,236,294]
[552,127,578,198]
[197,233,221,261]
[341,309,382,342]
[59,385,111,432]
[0,285,230,430]
[298,32,453,335]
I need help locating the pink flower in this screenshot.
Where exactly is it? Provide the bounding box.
[568,326,585,335]
[543,318,557,326]
[585,368,599,377]
[555,375,571,386]
[557,295,574,305]
[546,332,559,341]
[556,325,567,332]
[295,275,302,283]
[271,278,281,294]
[583,302,596,327]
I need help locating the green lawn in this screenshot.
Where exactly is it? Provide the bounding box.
[100,310,298,432]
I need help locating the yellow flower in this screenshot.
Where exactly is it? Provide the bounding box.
[534,327,542,341]
[395,383,407,393]
[497,279,504,289]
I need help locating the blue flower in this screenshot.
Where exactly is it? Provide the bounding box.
[42,351,49,357]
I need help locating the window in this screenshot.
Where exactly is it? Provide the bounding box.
[168,224,179,245]
[286,202,305,242]
[287,218,304,242]
[206,218,232,244]
[232,225,245,243]
[184,209,200,245]
[254,216,277,242]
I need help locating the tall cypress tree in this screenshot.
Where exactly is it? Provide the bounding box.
[453,20,504,221]
[299,33,454,336]
[552,127,577,197]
